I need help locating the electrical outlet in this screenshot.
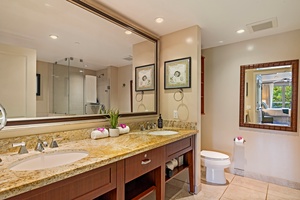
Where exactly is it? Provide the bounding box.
[173,110,178,119]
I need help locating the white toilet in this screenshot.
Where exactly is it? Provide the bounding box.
[201,150,231,184]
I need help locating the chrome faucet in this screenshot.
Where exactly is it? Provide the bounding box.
[146,122,151,130]
[35,139,46,152]
[50,137,63,148]
[12,142,28,154]
[140,124,145,131]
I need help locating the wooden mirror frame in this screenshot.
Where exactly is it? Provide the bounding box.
[239,60,299,132]
[6,0,159,126]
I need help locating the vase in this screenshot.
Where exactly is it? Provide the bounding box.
[109,128,120,137]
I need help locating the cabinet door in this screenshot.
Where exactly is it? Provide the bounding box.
[125,147,164,183]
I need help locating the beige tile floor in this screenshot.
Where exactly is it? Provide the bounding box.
[143,172,300,200]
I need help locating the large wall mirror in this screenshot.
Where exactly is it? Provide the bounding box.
[240,60,299,132]
[0,0,158,126]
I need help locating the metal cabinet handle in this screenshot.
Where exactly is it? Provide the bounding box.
[141,158,151,165]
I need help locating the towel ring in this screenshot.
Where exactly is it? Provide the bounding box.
[173,89,184,101]
[0,104,7,131]
[135,91,144,102]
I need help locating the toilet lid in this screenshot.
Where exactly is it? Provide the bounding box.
[201,150,229,160]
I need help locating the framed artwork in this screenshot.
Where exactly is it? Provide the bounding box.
[135,64,155,91]
[164,57,191,89]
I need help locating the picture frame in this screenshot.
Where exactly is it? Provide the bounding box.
[135,64,155,91]
[164,57,191,89]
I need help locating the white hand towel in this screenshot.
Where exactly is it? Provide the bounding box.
[91,129,109,139]
[118,126,130,134]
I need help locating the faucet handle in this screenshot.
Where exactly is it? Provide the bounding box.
[35,139,45,152]
[12,142,28,154]
[146,122,150,130]
[50,137,63,148]
[151,123,156,129]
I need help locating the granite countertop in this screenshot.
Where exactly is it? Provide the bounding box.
[0,128,198,199]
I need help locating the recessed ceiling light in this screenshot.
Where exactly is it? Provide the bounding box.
[155,17,164,23]
[125,30,132,35]
[219,40,224,43]
[49,34,58,39]
[236,29,245,34]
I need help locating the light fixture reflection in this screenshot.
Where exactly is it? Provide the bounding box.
[155,17,164,23]
[49,34,58,39]
[236,29,245,34]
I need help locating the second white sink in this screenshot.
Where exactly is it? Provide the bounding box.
[9,150,88,171]
[148,130,179,136]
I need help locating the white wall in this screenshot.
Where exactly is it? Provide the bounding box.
[118,65,132,113]
[202,29,300,188]
[133,40,156,112]
[0,43,36,118]
[108,66,118,109]
[160,26,201,122]
[36,61,52,117]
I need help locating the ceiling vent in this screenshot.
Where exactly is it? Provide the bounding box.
[247,17,278,33]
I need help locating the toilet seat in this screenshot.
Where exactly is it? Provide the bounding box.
[201,150,229,160]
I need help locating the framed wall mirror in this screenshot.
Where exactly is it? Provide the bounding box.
[0,0,158,126]
[239,60,299,132]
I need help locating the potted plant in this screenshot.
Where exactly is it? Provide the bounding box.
[108,109,120,137]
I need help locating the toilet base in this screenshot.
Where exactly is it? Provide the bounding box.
[206,167,226,184]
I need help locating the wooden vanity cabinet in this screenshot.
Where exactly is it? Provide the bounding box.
[7,135,195,200]
[7,162,119,200]
[124,146,165,200]
[165,135,195,193]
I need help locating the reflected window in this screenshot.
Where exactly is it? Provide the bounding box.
[272,84,291,108]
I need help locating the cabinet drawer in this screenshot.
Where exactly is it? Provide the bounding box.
[125,147,164,183]
[8,163,117,200]
[166,136,193,161]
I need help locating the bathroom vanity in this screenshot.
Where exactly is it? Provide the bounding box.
[0,129,197,200]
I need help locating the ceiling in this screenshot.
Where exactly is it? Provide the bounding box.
[97,0,300,49]
[0,0,145,70]
[1,0,300,70]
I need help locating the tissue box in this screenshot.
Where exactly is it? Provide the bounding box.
[177,155,184,166]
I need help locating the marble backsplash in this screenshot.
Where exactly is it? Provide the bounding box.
[0,120,197,154]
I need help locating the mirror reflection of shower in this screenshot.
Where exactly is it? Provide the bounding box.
[52,57,108,116]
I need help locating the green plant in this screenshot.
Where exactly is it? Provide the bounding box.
[108,109,119,129]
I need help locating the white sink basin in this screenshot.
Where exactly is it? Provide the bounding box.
[148,130,179,136]
[9,150,88,171]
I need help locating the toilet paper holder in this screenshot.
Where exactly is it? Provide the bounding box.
[233,136,246,143]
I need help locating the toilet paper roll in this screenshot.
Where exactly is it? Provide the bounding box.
[171,158,178,168]
[234,137,245,146]
[91,129,109,139]
[166,161,174,170]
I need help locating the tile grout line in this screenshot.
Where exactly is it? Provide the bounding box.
[219,175,236,199]
[265,183,269,200]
